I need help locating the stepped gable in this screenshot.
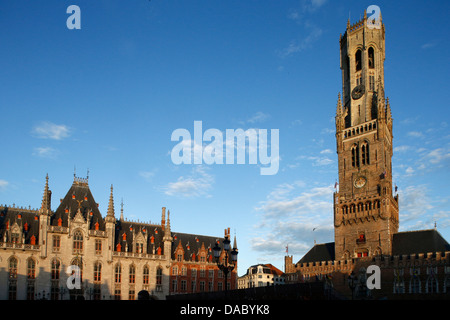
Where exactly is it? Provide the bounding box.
[51,176,105,231]
[0,206,40,244]
[392,229,450,256]
[114,219,165,254]
[171,232,225,262]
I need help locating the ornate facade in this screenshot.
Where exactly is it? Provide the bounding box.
[285,10,450,299]
[0,175,238,300]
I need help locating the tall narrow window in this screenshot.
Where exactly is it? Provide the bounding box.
[368,47,375,69]
[26,258,36,300]
[51,259,60,281]
[369,75,375,91]
[351,145,360,168]
[94,262,102,283]
[8,257,18,300]
[143,266,149,285]
[73,230,83,254]
[115,264,122,283]
[361,142,370,165]
[129,265,136,284]
[355,49,362,72]
[156,267,163,292]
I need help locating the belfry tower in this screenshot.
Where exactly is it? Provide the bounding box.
[334,10,399,259]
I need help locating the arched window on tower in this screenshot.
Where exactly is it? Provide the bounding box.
[351,144,360,168]
[361,142,370,165]
[368,47,375,69]
[355,49,362,72]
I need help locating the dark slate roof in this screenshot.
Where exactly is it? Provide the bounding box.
[392,229,450,256]
[114,220,165,254]
[0,207,40,244]
[171,232,226,262]
[51,179,105,231]
[298,242,335,264]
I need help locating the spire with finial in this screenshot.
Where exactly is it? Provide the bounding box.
[40,174,51,214]
[164,210,171,239]
[107,184,115,218]
[120,198,124,221]
[336,92,342,116]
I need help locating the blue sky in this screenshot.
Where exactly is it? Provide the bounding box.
[1,0,449,275]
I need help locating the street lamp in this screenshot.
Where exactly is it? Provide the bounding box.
[213,235,238,294]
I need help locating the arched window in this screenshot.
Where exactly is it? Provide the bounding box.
[94,262,102,283]
[115,264,122,283]
[355,49,362,71]
[361,142,370,165]
[368,47,375,69]
[129,264,136,284]
[351,144,360,168]
[73,230,83,254]
[71,257,83,282]
[143,265,150,285]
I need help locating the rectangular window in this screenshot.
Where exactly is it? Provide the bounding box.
[53,236,61,252]
[181,280,187,291]
[128,289,135,300]
[199,281,205,292]
[114,288,121,300]
[95,239,102,255]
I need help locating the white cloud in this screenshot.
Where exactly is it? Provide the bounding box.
[251,182,334,261]
[407,131,423,138]
[0,180,8,191]
[32,147,57,159]
[308,156,333,166]
[320,149,333,154]
[32,121,70,140]
[394,145,410,153]
[139,169,157,181]
[163,166,214,198]
[247,112,270,124]
[426,148,450,165]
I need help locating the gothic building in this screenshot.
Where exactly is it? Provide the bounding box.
[0,175,238,300]
[285,10,450,299]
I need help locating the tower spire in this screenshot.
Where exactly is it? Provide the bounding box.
[40,174,51,214]
[120,198,124,220]
[107,184,115,217]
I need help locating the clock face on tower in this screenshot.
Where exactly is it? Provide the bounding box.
[352,84,365,100]
[354,176,367,188]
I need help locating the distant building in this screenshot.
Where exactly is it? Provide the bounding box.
[285,9,450,299]
[238,264,285,289]
[0,175,238,300]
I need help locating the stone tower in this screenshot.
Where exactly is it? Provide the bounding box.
[334,10,399,260]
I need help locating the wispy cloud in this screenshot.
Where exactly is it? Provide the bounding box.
[163,166,214,198]
[247,112,270,124]
[32,121,71,140]
[139,169,158,182]
[0,179,8,191]
[32,147,58,159]
[251,182,334,261]
[278,25,323,58]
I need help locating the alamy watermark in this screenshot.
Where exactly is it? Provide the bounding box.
[366,5,381,29]
[66,265,82,290]
[170,121,279,175]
